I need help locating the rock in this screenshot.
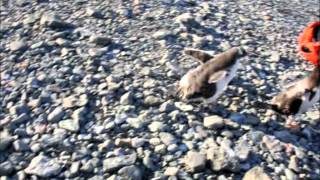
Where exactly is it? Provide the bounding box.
[103,153,137,172]
[175,13,195,25]
[115,138,131,147]
[235,140,251,161]
[47,106,64,122]
[159,132,177,146]
[86,7,103,18]
[23,14,38,25]
[10,40,28,52]
[118,165,143,180]
[61,47,69,56]
[167,144,178,152]
[105,121,115,130]
[288,156,299,172]
[88,47,108,57]
[13,139,30,151]
[245,131,265,144]
[30,143,41,153]
[89,35,112,46]
[80,161,94,173]
[274,130,297,142]
[143,79,157,88]
[245,115,260,125]
[107,175,122,180]
[192,34,207,47]
[174,102,193,112]
[0,131,13,151]
[0,161,14,175]
[79,94,89,106]
[207,146,240,172]
[11,113,29,125]
[243,166,271,180]
[63,95,78,108]
[118,8,132,18]
[270,51,280,62]
[55,38,70,46]
[126,117,145,129]
[58,119,80,132]
[148,121,165,132]
[38,131,67,148]
[154,144,166,154]
[144,96,162,106]
[98,140,113,152]
[220,41,232,51]
[131,138,146,148]
[284,169,298,180]
[72,107,86,122]
[229,113,245,123]
[25,155,62,177]
[40,13,73,29]
[203,115,225,129]
[164,167,179,176]
[140,67,151,76]
[153,30,172,39]
[30,41,45,49]
[16,0,31,6]
[9,104,29,116]
[120,92,134,105]
[115,113,128,124]
[69,161,80,176]
[143,154,156,170]
[184,151,206,172]
[262,135,284,152]
[159,101,175,113]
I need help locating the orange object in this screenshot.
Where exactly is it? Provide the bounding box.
[298,21,320,65]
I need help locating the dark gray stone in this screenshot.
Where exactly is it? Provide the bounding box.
[103,153,137,172]
[118,165,143,180]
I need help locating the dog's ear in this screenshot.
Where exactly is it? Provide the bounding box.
[183,48,213,64]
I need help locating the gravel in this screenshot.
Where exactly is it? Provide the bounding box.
[24,155,62,177]
[243,166,272,180]
[1,0,319,179]
[103,153,137,172]
[203,115,225,129]
[47,106,65,122]
[184,151,206,173]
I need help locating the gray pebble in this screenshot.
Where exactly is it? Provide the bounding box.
[0,161,14,176]
[103,153,137,172]
[159,132,177,146]
[47,106,64,122]
[10,40,28,52]
[13,139,30,152]
[203,115,225,129]
[118,165,143,180]
[24,155,62,177]
[184,151,206,173]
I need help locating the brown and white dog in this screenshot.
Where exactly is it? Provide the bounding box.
[176,47,246,104]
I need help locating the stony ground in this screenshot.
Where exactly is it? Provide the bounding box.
[0,0,320,180]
